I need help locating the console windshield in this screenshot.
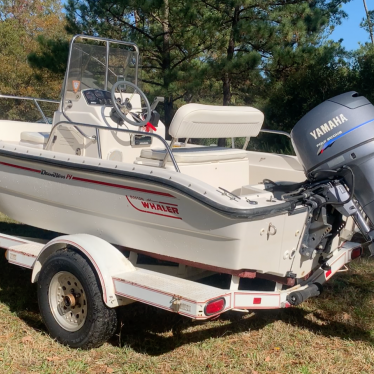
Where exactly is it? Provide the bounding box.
[63,36,140,103]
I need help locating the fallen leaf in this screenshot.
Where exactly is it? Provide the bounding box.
[21,336,33,344]
[265,356,270,362]
[252,371,258,374]
[106,368,114,373]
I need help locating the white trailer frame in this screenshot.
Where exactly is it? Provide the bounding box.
[0,232,362,320]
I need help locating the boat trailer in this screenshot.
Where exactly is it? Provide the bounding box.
[0,231,362,348]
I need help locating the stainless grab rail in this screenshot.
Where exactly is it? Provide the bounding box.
[0,94,59,124]
[242,129,291,150]
[260,129,291,138]
[46,121,180,173]
[0,93,96,143]
[0,94,59,104]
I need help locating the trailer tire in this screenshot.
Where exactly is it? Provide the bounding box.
[37,248,117,349]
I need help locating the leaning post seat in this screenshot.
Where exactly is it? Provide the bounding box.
[168,103,264,140]
[138,103,264,165]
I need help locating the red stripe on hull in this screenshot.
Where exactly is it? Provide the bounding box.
[72,176,175,198]
[0,160,175,198]
[0,161,40,173]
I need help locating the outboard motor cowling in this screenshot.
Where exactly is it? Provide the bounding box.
[291,91,374,226]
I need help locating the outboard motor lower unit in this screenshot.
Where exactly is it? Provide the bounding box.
[291,92,374,228]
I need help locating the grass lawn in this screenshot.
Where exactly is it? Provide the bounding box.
[0,213,372,373]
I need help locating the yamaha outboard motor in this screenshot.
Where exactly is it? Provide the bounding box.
[291,91,374,252]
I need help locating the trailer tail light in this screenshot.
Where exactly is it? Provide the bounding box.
[351,246,362,260]
[205,298,226,315]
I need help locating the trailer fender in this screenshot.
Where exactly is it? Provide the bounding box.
[31,234,135,307]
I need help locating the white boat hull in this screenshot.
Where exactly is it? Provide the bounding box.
[0,147,310,279]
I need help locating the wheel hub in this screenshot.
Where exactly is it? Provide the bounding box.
[63,294,75,307]
[49,271,88,332]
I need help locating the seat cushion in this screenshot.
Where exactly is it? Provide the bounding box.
[20,131,50,145]
[140,146,249,163]
[169,104,264,139]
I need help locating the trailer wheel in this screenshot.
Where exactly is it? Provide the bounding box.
[37,249,117,349]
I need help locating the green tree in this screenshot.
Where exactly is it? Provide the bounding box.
[350,44,374,103]
[0,0,67,120]
[193,0,349,145]
[360,0,374,44]
[264,43,351,130]
[244,42,351,154]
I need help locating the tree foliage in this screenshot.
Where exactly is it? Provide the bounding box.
[201,0,345,104]
[5,0,374,155]
[360,8,374,38]
[0,0,67,121]
[263,42,352,130]
[351,44,374,103]
[64,1,348,114]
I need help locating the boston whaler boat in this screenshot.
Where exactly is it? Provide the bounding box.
[0,35,372,348]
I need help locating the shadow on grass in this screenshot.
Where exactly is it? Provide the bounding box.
[110,297,374,355]
[0,220,59,241]
[0,251,44,330]
[0,220,60,331]
[0,220,372,354]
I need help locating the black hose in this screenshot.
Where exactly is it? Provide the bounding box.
[320,165,355,207]
[281,166,355,207]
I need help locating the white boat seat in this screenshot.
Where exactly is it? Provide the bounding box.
[140,146,248,163]
[19,131,50,149]
[169,104,264,139]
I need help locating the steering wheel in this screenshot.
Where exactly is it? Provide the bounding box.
[111,80,151,127]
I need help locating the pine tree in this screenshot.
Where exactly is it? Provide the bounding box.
[193,0,349,146]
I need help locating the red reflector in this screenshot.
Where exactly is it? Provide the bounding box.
[325,269,332,278]
[351,247,362,260]
[205,298,225,315]
[253,297,262,305]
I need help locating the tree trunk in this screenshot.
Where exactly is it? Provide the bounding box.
[218,6,239,148]
[134,10,140,28]
[222,72,231,106]
[363,0,374,45]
